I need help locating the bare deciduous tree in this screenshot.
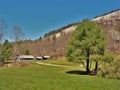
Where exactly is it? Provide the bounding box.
[0,18,7,43]
[12,26,25,55]
[12,26,25,41]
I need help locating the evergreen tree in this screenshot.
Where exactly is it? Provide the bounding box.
[52,34,56,57]
[67,19,105,73]
[25,49,30,55]
[1,40,12,61]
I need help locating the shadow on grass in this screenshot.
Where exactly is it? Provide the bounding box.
[66,70,89,75]
[66,70,96,76]
[4,61,12,64]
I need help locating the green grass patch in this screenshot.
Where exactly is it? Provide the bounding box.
[0,62,119,90]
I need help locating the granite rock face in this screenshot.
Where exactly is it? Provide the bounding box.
[93,9,120,25]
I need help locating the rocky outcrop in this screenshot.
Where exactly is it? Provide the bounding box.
[93,9,120,54]
[93,9,120,25]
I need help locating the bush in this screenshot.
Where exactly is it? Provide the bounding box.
[0,57,5,66]
[98,55,120,79]
[25,49,30,55]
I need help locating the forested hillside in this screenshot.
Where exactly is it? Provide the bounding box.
[13,9,120,58]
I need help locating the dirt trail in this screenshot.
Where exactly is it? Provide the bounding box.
[36,62,70,67]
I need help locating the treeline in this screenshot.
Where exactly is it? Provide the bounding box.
[44,22,80,38]
[95,8,120,18]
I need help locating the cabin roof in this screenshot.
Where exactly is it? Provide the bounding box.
[19,55,34,59]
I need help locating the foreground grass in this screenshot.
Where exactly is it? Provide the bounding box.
[0,62,119,90]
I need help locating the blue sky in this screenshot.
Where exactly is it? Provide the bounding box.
[0,0,120,40]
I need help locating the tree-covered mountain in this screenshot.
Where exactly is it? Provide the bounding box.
[12,9,120,58]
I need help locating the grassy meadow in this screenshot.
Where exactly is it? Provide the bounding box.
[0,60,119,90]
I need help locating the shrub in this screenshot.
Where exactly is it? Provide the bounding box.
[98,55,120,79]
[25,49,30,55]
[0,57,5,66]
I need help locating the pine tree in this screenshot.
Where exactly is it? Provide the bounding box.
[1,40,12,61]
[67,19,105,73]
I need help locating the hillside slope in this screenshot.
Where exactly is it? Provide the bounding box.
[14,9,120,57]
[93,9,120,54]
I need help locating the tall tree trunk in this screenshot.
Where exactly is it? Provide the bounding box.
[95,61,98,72]
[86,59,90,72]
[86,49,90,73]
